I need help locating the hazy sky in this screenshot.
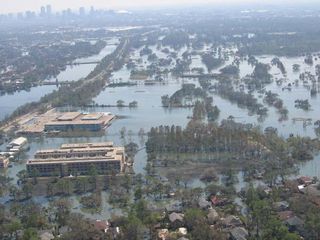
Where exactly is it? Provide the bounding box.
[0,0,317,14]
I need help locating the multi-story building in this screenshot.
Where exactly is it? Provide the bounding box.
[26,142,126,177]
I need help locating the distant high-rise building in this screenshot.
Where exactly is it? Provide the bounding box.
[90,6,95,15]
[7,13,14,20]
[46,5,52,16]
[17,12,23,20]
[40,6,46,17]
[67,8,72,16]
[79,7,85,16]
[25,11,36,20]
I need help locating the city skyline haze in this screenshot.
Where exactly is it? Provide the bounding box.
[0,0,319,14]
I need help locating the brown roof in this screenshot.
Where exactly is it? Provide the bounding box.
[94,220,110,231]
[169,212,184,222]
[278,211,294,221]
[57,112,82,121]
[60,142,114,149]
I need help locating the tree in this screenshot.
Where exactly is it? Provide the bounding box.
[134,186,143,201]
[61,213,105,240]
[220,64,240,75]
[125,142,139,158]
[6,220,22,239]
[120,127,127,139]
[252,63,272,86]
[193,101,206,120]
[121,174,132,193]
[88,164,98,190]
[49,198,71,226]
[117,99,125,107]
[119,215,144,240]
[22,182,33,199]
[262,216,300,240]
[30,168,39,185]
[184,208,205,230]
[17,170,28,184]
[305,208,320,239]
[201,53,224,72]
[129,101,138,108]
[22,228,39,240]
[161,95,170,107]
[191,223,216,240]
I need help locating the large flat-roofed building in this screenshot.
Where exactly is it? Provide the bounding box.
[26,142,126,177]
[17,109,115,135]
[44,112,114,132]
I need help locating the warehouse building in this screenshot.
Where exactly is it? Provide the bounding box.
[17,109,115,135]
[44,112,114,132]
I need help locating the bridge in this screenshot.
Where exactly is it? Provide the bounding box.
[180,73,220,79]
[292,117,312,122]
[292,117,313,127]
[67,61,100,66]
[42,81,71,86]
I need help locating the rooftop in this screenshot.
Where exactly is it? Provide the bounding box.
[27,142,125,165]
[230,227,248,240]
[60,142,114,149]
[81,113,104,121]
[169,212,184,222]
[285,216,304,227]
[46,113,114,126]
[18,109,115,134]
[278,211,294,221]
[57,112,82,121]
[27,154,123,165]
[8,137,27,146]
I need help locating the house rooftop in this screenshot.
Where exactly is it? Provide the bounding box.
[300,184,320,197]
[222,215,242,227]
[60,142,114,149]
[230,227,248,240]
[57,112,82,121]
[278,211,294,221]
[169,212,184,223]
[285,216,304,227]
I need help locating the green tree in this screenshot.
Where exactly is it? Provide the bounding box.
[22,228,39,240]
[6,220,22,239]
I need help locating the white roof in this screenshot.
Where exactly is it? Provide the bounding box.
[9,149,20,152]
[9,137,27,146]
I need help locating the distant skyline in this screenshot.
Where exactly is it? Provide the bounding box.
[0,0,319,14]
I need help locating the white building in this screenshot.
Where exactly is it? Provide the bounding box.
[6,137,28,152]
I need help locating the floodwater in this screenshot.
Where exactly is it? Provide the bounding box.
[48,38,119,82]
[0,38,119,121]
[0,85,56,121]
[2,43,320,219]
